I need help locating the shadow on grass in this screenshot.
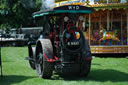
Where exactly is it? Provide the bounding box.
[87,69,128,82]
[92,63,101,66]
[0,75,35,85]
[52,69,128,82]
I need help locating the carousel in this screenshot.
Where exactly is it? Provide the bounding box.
[55,0,128,56]
[84,0,128,56]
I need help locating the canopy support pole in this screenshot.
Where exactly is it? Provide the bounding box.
[111,11,113,30]
[99,13,101,28]
[89,14,91,45]
[121,12,123,45]
[107,10,110,31]
[126,9,128,45]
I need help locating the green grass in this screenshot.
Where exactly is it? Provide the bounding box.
[0,47,128,85]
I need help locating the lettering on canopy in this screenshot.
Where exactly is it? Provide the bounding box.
[68,6,80,10]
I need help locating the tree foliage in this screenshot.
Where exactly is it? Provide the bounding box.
[0,0,41,30]
[0,0,67,30]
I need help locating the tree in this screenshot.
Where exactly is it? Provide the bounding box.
[0,0,67,30]
[0,0,41,30]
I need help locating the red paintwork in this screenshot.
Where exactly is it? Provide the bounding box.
[43,53,58,62]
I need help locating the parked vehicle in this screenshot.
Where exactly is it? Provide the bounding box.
[26,5,94,79]
[20,27,43,41]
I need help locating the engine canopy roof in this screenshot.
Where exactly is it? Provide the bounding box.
[33,5,94,18]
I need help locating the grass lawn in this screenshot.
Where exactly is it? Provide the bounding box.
[0,47,128,85]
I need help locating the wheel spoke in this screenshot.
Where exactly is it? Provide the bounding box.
[38,64,41,75]
[36,52,43,77]
[39,53,43,64]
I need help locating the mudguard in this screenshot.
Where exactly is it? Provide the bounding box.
[36,39,55,62]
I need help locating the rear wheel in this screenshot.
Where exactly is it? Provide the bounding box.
[35,41,54,79]
[28,47,36,69]
[29,56,36,69]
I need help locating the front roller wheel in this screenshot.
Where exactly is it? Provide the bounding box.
[80,61,91,77]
